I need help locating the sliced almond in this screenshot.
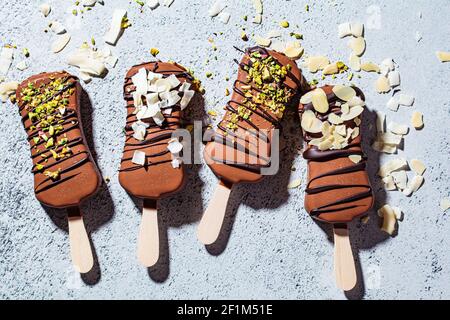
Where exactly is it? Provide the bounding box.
[411,111,424,129]
[436,51,450,63]
[391,170,408,190]
[386,97,399,111]
[284,46,304,60]
[328,113,343,125]
[349,155,362,163]
[341,103,350,115]
[348,37,366,56]
[318,138,333,151]
[322,62,339,75]
[51,34,71,53]
[410,159,426,176]
[311,88,329,113]
[40,3,51,17]
[351,23,364,37]
[379,132,402,146]
[252,0,263,14]
[305,56,330,73]
[332,85,356,102]
[341,106,364,121]
[372,141,397,154]
[349,53,361,71]
[301,110,323,133]
[361,62,380,73]
[378,158,408,178]
[375,75,391,93]
[398,94,415,106]
[300,91,314,105]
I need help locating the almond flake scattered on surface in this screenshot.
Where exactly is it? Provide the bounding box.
[387,96,399,111]
[375,75,391,93]
[305,56,330,73]
[50,21,66,34]
[52,34,71,53]
[410,159,426,176]
[284,45,304,60]
[379,204,397,236]
[411,111,424,129]
[361,62,380,73]
[218,11,231,24]
[287,178,302,189]
[436,51,450,63]
[104,9,127,45]
[351,23,364,37]
[322,62,339,75]
[348,37,366,56]
[40,3,51,17]
[388,70,401,87]
[382,176,396,191]
[253,14,262,24]
[440,198,450,212]
[378,158,408,178]
[147,0,160,10]
[402,175,424,196]
[254,36,271,47]
[252,0,263,14]
[398,94,415,106]
[338,22,352,38]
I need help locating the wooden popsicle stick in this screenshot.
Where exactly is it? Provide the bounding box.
[333,224,357,291]
[67,207,94,274]
[197,181,232,245]
[137,199,159,267]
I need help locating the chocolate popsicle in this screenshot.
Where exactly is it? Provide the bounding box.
[16,71,101,273]
[120,61,198,266]
[198,47,309,245]
[299,85,374,290]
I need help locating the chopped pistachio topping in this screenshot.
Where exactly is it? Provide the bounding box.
[280,20,289,28]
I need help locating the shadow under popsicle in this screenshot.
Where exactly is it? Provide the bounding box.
[127,93,206,282]
[312,108,390,299]
[205,106,303,255]
[43,88,115,286]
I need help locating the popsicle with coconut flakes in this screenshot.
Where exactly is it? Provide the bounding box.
[119,61,200,267]
[298,84,374,291]
[198,46,309,245]
[15,71,102,273]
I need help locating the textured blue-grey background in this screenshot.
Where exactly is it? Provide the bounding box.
[0,0,449,299]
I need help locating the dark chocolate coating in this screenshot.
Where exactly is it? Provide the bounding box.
[299,85,374,223]
[16,72,101,208]
[204,47,309,185]
[119,61,195,199]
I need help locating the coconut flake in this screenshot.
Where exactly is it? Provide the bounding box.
[104,9,127,45]
[208,1,226,17]
[387,122,409,135]
[180,90,194,109]
[171,158,181,169]
[0,47,14,75]
[167,138,183,154]
[379,205,396,235]
[147,0,160,9]
[440,198,450,212]
[131,68,148,95]
[349,155,362,164]
[338,23,352,38]
[67,49,106,76]
[52,34,71,53]
[40,3,51,17]
[398,94,415,106]
[388,70,401,87]
[218,11,231,24]
[387,96,399,111]
[132,150,146,166]
[16,61,28,71]
[382,176,397,191]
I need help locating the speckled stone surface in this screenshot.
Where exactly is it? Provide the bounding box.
[0,0,449,300]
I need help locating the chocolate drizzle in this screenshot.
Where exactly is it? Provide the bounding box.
[119,61,193,172]
[210,46,306,173]
[300,85,373,221]
[17,74,92,195]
